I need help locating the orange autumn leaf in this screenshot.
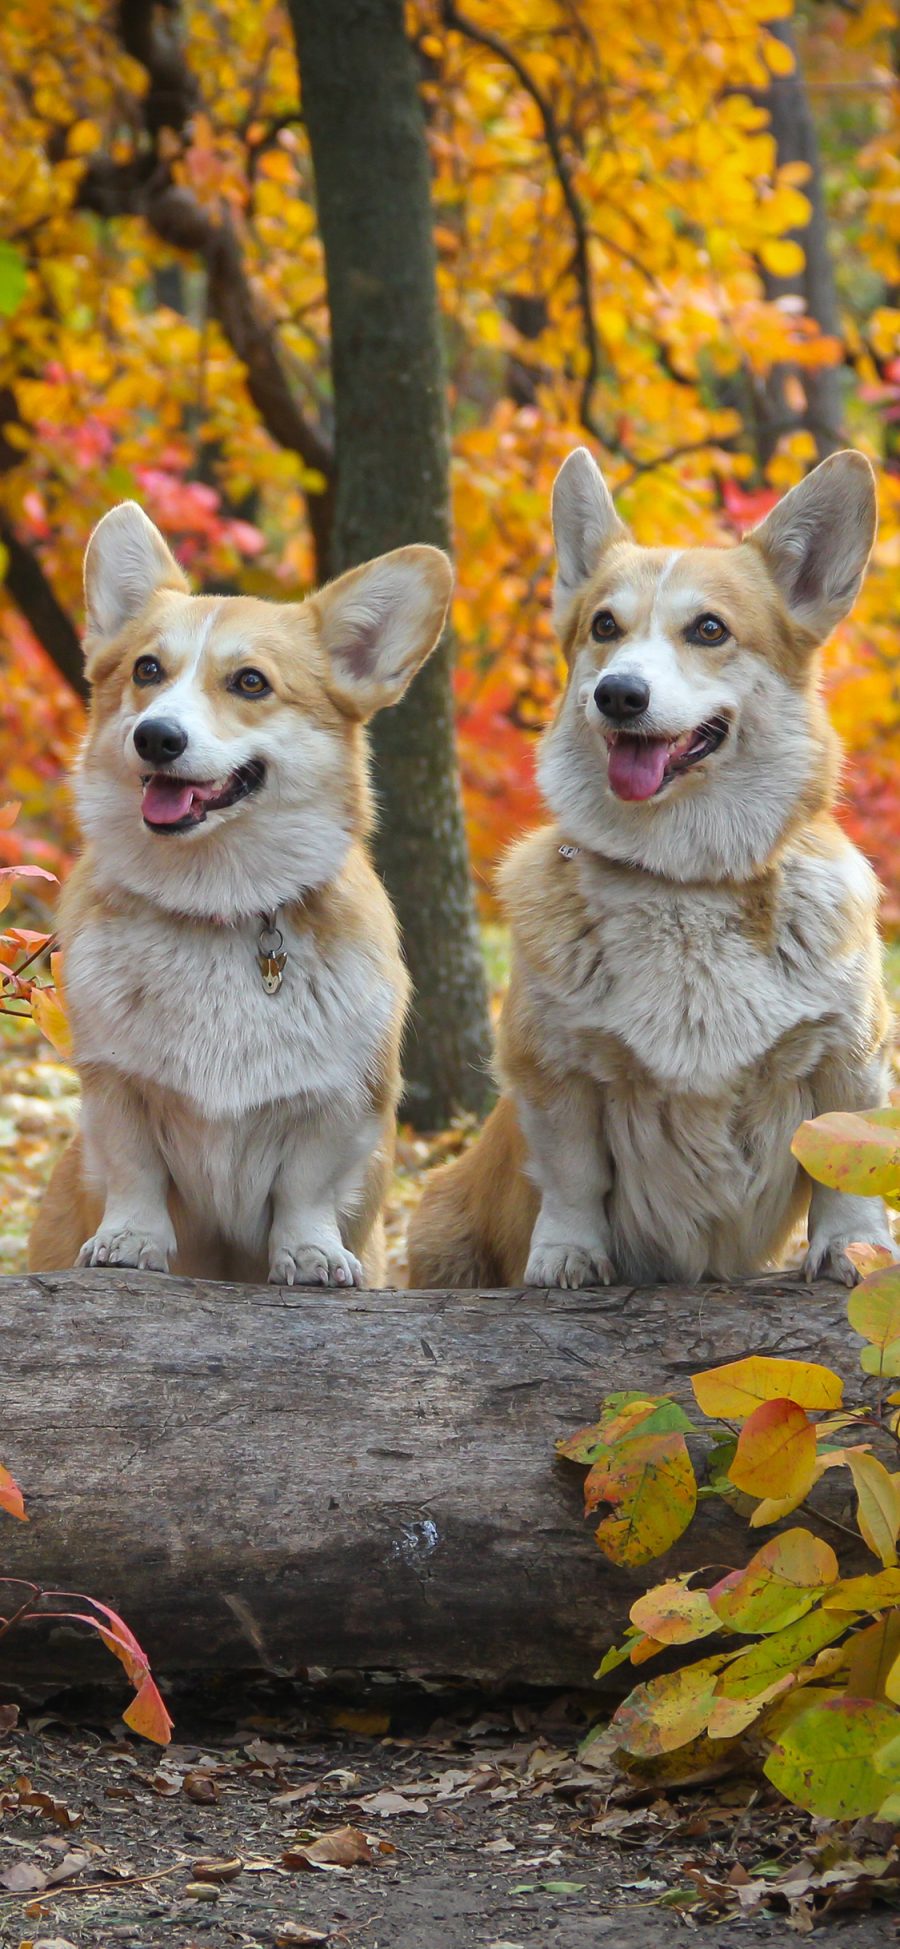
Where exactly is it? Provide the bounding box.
[0,1464,27,1522]
[728,1398,817,1504]
[51,1601,172,1745]
[123,1673,175,1745]
[0,863,57,916]
[30,953,72,1059]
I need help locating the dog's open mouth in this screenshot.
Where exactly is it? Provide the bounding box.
[141,760,266,833]
[605,715,730,803]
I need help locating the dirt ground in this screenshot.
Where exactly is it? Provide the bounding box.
[0,1687,899,1948]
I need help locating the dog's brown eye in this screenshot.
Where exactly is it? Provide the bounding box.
[591,610,619,641]
[691,615,728,644]
[231,668,271,698]
[133,655,163,686]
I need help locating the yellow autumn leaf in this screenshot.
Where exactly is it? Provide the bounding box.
[792,1109,900,1201]
[692,1356,842,1421]
[611,1655,727,1757]
[846,1451,900,1568]
[763,29,795,74]
[586,1431,697,1568]
[824,1569,900,1611]
[68,118,102,156]
[759,236,806,277]
[710,1529,837,1635]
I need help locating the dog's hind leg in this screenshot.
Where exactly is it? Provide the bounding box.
[28,1131,101,1272]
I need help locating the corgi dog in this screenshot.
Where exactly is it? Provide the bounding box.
[29,503,452,1287]
[408,447,896,1292]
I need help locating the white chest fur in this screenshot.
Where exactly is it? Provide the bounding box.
[542,848,871,1096]
[516,843,882,1280]
[65,904,397,1121]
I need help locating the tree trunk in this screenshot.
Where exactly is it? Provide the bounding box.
[287,0,493,1129]
[0,1270,868,1693]
[755,17,844,462]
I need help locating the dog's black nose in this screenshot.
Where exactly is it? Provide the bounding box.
[594,673,651,722]
[133,717,188,766]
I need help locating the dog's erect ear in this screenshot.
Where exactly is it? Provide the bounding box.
[84,502,189,643]
[314,544,454,720]
[746,451,877,644]
[551,447,628,627]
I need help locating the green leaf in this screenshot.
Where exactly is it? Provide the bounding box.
[705,1432,738,1488]
[595,1635,640,1678]
[715,1608,847,1701]
[850,1272,900,1378]
[765,1697,899,1817]
[557,1392,691,1465]
[874,1729,900,1781]
[0,242,26,319]
[861,1340,900,1378]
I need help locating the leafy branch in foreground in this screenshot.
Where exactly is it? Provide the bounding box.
[0,1465,171,1746]
[560,1099,900,1820]
[0,799,70,1056]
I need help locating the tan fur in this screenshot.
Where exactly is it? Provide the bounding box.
[31,504,452,1288]
[408,449,895,1292]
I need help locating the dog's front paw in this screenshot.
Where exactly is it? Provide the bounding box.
[802,1235,896,1288]
[525,1242,615,1290]
[269,1243,363,1289]
[77,1225,172,1272]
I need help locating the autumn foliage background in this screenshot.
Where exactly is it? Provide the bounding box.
[0,0,899,919]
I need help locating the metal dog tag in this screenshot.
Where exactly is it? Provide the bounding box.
[259,950,287,994]
[257,913,287,995]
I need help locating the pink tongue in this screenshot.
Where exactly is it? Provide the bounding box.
[607,736,670,802]
[142,776,197,826]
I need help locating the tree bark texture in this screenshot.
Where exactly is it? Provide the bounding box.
[0,1270,869,1693]
[756,17,844,461]
[287,0,493,1129]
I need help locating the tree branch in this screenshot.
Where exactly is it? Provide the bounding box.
[441,0,604,443]
[0,517,87,699]
[441,3,733,484]
[80,0,335,575]
[0,389,87,694]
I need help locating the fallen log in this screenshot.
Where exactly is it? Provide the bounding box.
[0,1270,867,1690]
